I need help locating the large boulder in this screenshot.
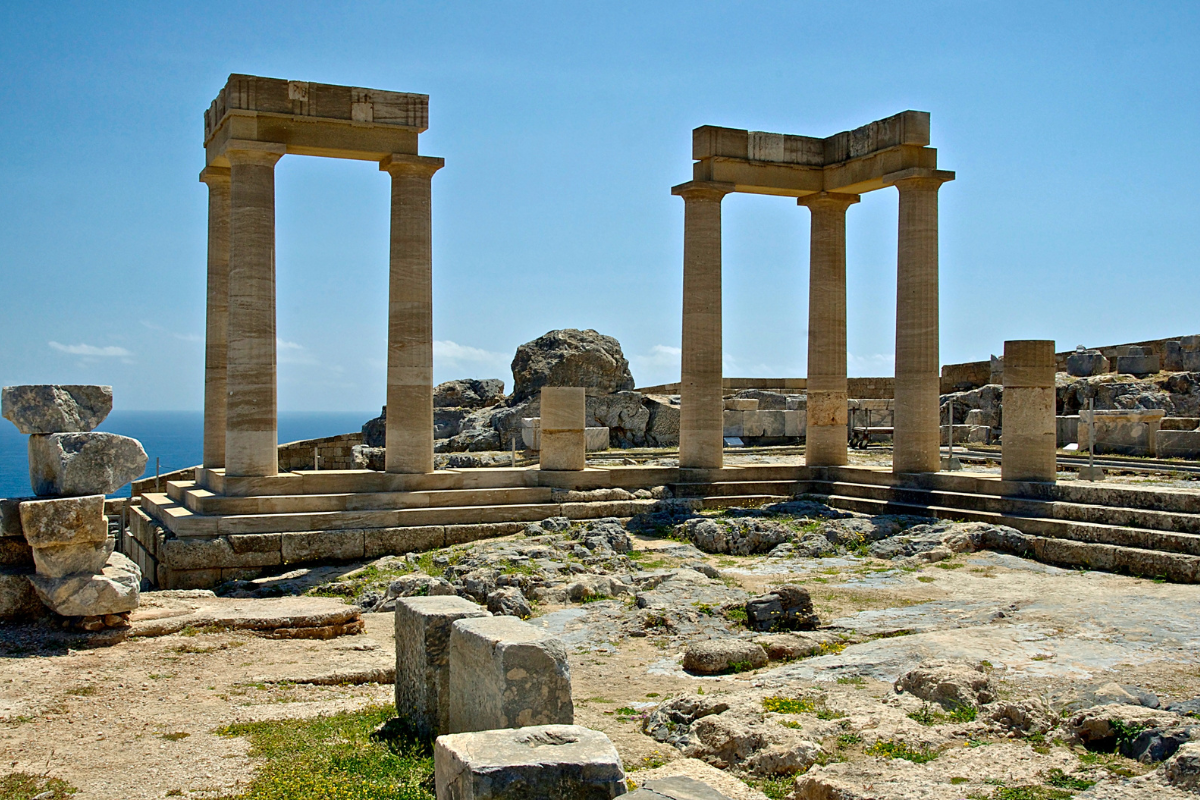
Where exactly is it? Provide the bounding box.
[28,433,147,496]
[587,391,650,447]
[2,385,112,434]
[435,379,505,408]
[682,638,768,675]
[510,329,634,403]
[895,660,997,710]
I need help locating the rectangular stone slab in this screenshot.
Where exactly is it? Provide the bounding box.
[434,724,625,800]
[447,615,573,733]
[395,596,491,738]
[18,495,107,548]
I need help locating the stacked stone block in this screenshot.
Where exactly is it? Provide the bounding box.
[1,385,145,626]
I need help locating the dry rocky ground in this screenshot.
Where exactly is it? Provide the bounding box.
[3,497,1200,799]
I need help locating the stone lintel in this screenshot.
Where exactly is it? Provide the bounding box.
[693,111,930,165]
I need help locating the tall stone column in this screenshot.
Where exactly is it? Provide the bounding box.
[380,154,444,474]
[224,142,285,478]
[673,181,733,470]
[798,192,859,467]
[1002,339,1057,482]
[539,387,586,471]
[200,166,230,469]
[885,169,954,474]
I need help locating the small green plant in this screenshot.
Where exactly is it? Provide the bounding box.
[1109,719,1145,749]
[763,695,818,714]
[723,607,748,624]
[64,685,97,696]
[727,660,754,674]
[160,731,191,741]
[1043,769,1096,790]
[0,773,78,799]
[779,720,802,729]
[865,739,939,763]
[837,732,862,748]
[950,776,969,785]
[817,640,848,656]
[693,602,716,616]
[836,676,865,685]
[916,576,935,583]
[645,692,660,698]
[815,707,846,720]
[615,707,639,717]
[746,776,794,799]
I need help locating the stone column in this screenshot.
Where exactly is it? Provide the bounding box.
[673,181,734,470]
[798,192,859,466]
[200,166,230,469]
[885,169,954,474]
[539,387,586,471]
[1002,339,1057,482]
[380,154,445,474]
[224,142,285,478]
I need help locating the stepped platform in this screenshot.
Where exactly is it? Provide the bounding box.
[130,462,1200,589]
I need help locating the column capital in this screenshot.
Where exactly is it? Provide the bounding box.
[797,191,860,210]
[224,140,286,167]
[199,165,230,185]
[883,168,955,191]
[671,180,735,202]
[380,153,445,177]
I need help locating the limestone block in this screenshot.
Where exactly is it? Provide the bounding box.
[785,395,806,411]
[365,526,445,558]
[755,410,786,438]
[1079,410,1165,456]
[741,411,765,438]
[1155,430,1200,459]
[160,536,282,570]
[585,427,610,452]
[28,433,147,496]
[18,495,107,548]
[434,724,625,800]
[783,410,804,437]
[395,596,492,738]
[1115,347,1159,376]
[966,425,992,445]
[0,569,45,620]
[1056,416,1080,448]
[540,387,585,431]
[280,530,365,563]
[1164,341,1200,372]
[724,398,758,411]
[721,410,744,437]
[1065,349,1109,378]
[447,615,573,733]
[1,497,28,538]
[29,551,140,616]
[625,776,735,800]
[2,384,112,434]
[32,539,112,578]
[939,424,973,445]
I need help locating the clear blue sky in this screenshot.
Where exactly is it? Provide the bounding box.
[1,2,1197,411]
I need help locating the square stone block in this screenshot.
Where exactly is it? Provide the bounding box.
[18,495,107,548]
[31,540,111,578]
[723,398,758,411]
[756,410,786,437]
[541,430,586,471]
[280,530,365,563]
[448,616,573,734]
[1156,430,1200,459]
[722,410,744,437]
[584,427,610,452]
[783,410,804,437]
[540,388,585,431]
[434,724,625,800]
[396,596,492,738]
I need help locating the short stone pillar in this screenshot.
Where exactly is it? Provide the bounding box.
[447,615,573,734]
[539,388,586,471]
[1001,340,1057,483]
[395,596,491,738]
[434,725,625,800]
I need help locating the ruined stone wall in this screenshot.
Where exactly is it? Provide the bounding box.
[277,433,363,472]
[634,377,894,399]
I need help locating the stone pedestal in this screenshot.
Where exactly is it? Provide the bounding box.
[225,142,285,478]
[799,192,858,466]
[434,725,625,800]
[447,615,573,734]
[539,388,586,471]
[200,166,231,469]
[1080,409,1166,456]
[674,182,733,469]
[886,169,953,474]
[1001,340,1057,483]
[395,596,491,738]
[381,154,444,475]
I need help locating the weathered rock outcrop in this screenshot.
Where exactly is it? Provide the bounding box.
[510,329,634,402]
[435,378,505,408]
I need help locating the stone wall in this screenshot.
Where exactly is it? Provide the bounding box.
[277,433,363,472]
[634,377,894,399]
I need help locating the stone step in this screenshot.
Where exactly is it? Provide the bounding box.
[699,495,790,510]
[816,487,1200,566]
[177,484,557,516]
[816,480,1200,557]
[671,480,805,498]
[144,493,661,538]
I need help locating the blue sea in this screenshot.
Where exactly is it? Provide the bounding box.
[0,411,373,500]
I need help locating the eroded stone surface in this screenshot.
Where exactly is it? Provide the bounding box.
[17,495,107,548]
[31,540,112,578]
[0,570,45,620]
[434,724,625,800]
[682,639,768,675]
[447,615,573,733]
[28,433,147,496]
[28,551,140,617]
[2,385,112,434]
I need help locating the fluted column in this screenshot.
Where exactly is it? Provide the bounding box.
[798,192,859,467]
[885,168,954,474]
[673,181,733,470]
[225,142,285,478]
[200,166,230,469]
[380,154,444,474]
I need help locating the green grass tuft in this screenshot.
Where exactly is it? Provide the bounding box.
[0,773,77,799]
[865,739,939,763]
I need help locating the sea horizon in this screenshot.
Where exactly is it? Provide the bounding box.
[0,410,376,501]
